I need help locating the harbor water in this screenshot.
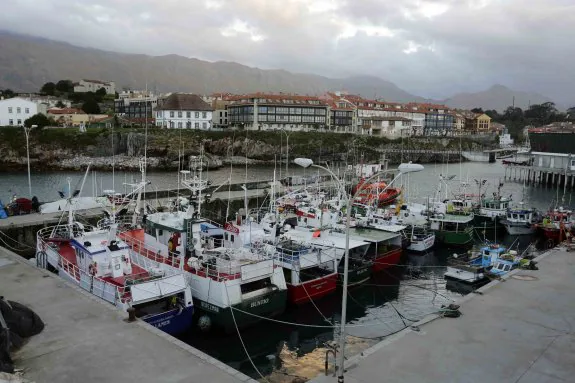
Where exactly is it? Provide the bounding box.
[0,161,564,381]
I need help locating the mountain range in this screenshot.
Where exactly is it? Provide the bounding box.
[0,31,554,111]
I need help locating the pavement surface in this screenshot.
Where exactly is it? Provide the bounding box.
[312,246,575,383]
[0,247,255,383]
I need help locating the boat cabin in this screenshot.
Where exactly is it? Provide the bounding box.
[144,210,223,256]
[479,197,511,217]
[470,245,508,268]
[506,209,533,224]
[270,239,337,286]
[70,227,191,315]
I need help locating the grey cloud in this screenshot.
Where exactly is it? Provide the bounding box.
[0,0,573,105]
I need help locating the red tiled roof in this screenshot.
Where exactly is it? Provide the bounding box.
[228,92,327,106]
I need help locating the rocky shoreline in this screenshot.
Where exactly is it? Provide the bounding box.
[0,154,277,172]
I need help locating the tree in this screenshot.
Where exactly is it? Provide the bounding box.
[40,82,56,96]
[82,99,101,114]
[96,87,107,98]
[0,89,15,98]
[471,107,484,114]
[56,80,74,93]
[55,100,66,108]
[25,113,52,129]
[484,109,500,121]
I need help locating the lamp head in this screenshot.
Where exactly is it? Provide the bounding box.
[294,158,314,168]
[398,162,424,174]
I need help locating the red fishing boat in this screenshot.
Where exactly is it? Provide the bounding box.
[535,207,573,246]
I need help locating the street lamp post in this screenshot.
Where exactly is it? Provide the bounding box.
[24,125,35,197]
[294,158,424,383]
[280,129,292,177]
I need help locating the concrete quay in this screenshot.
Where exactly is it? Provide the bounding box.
[0,247,256,383]
[312,246,575,383]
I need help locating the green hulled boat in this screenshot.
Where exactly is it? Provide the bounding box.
[194,288,287,333]
[429,213,474,247]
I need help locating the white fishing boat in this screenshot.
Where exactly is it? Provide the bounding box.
[121,159,288,332]
[36,169,194,336]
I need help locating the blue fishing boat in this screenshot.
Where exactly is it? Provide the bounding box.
[444,244,515,284]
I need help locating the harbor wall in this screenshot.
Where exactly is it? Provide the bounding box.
[0,128,498,172]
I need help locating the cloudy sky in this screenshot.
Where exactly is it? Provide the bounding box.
[2,0,574,103]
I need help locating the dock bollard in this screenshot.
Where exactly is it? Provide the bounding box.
[127,307,136,322]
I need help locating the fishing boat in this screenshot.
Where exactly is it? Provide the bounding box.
[444,244,511,284]
[406,226,435,252]
[36,174,194,335]
[535,207,573,245]
[283,227,373,287]
[428,198,474,247]
[331,227,403,273]
[263,239,338,304]
[500,204,539,235]
[122,165,288,332]
[472,195,511,230]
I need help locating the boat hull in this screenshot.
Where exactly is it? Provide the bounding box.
[339,263,372,287]
[289,273,338,304]
[144,306,195,335]
[433,228,474,247]
[407,234,435,252]
[502,222,535,236]
[444,266,487,285]
[472,214,504,230]
[372,247,402,272]
[194,288,288,333]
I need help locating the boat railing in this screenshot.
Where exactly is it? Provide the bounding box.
[192,249,275,281]
[36,232,128,306]
[97,215,141,230]
[118,231,184,270]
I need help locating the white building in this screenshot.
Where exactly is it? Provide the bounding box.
[0,97,40,126]
[360,116,413,138]
[74,79,116,95]
[155,93,213,129]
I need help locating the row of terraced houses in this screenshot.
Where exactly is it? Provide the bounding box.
[145,91,496,138]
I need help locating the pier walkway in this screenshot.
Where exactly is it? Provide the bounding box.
[0,247,256,383]
[313,246,575,383]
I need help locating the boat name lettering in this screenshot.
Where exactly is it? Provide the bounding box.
[250,298,270,308]
[201,301,220,313]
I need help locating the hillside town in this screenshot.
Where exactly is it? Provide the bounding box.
[0,78,510,139]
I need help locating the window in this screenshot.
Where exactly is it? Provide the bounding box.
[25,108,29,114]
[8,107,12,114]
[9,119,13,125]
[170,111,174,118]
[16,107,21,114]
[169,121,174,128]
[178,111,182,118]
[177,122,183,128]
[202,112,207,118]
[220,111,223,117]
[195,122,199,128]
[17,119,21,125]
[186,121,191,129]
[195,112,199,118]
[186,111,191,118]
[202,122,207,129]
